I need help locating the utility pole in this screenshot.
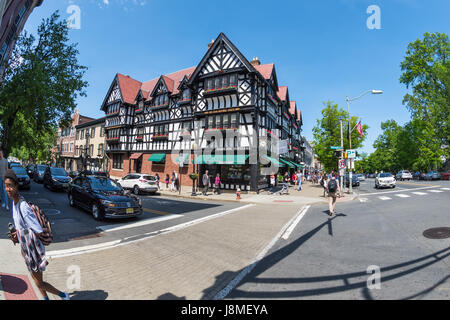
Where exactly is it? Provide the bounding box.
[340,120,344,193]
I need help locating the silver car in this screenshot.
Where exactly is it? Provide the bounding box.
[116,173,159,195]
[395,170,413,181]
[356,174,366,181]
[375,173,396,189]
[424,171,441,180]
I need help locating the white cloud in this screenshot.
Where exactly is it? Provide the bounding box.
[103,0,109,5]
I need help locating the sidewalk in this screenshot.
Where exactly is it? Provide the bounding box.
[156,182,358,205]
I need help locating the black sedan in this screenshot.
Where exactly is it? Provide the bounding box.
[43,167,71,191]
[33,164,48,183]
[11,166,31,190]
[26,164,35,178]
[68,175,143,221]
[343,174,360,187]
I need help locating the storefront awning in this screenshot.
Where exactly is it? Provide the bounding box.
[194,154,249,165]
[279,158,295,168]
[129,153,143,160]
[148,153,166,163]
[263,155,285,167]
[176,154,190,164]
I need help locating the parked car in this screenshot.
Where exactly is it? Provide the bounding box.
[412,171,422,180]
[8,162,21,168]
[33,164,48,183]
[92,171,108,177]
[395,170,413,181]
[424,171,441,180]
[356,173,366,181]
[11,166,31,190]
[375,173,396,189]
[26,164,35,178]
[440,170,450,180]
[367,173,376,178]
[67,175,143,221]
[116,173,158,195]
[343,174,360,187]
[43,167,71,191]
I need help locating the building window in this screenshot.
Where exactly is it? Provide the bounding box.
[183,89,190,101]
[208,117,213,129]
[100,126,105,137]
[230,74,237,86]
[80,130,85,140]
[113,154,123,169]
[90,145,94,156]
[231,113,237,128]
[223,115,229,128]
[91,127,95,138]
[98,144,104,156]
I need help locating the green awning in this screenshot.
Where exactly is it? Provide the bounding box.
[263,155,285,167]
[194,154,249,165]
[176,154,190,164]
[148,153,166,162]
[279,158,295,168]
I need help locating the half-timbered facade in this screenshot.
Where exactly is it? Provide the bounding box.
[100,33,305,191]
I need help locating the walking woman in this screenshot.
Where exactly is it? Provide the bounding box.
[321,173,328,197]
[165,174,170,190]
[4,169,70,300]
[214,173,221,195]
[326,173,341,216]
[155,173,160,190]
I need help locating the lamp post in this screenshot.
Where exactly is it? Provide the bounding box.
[191,142,197,196]
[346,89,382,194]
[81,131,90,172]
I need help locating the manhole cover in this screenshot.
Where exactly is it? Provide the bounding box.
[423,227,450,239]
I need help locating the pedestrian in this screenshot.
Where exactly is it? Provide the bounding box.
[173,171,179,191]
[170,173,176,192]
[165,174,170,190]
[277,172,283,187]
[292,172,297,186]
[155,173,160,190]
[321,173,328,197]
[202,170,210,195]
[0,149,9,210]
[296,170,302,191]
[4,169,70,300]
[270,173,275,188]
[214,173,221,195]
[326,172,341,216]
[279,172,290,195]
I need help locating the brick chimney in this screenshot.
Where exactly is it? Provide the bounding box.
[208,39,215,49]
[250,57,261,66]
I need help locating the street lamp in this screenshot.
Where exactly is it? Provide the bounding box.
[80,131,90,172]
[346,89,383,194]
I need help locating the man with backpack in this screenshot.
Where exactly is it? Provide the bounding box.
[326,172,341,216]
[4,169,70,300]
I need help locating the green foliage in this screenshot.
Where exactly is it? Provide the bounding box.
[0,11,88,157]
[313,101,368,172]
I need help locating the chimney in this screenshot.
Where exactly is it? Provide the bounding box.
[250,57,261,66]
[208,39,215,49]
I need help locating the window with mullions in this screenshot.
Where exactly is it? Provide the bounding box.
[113,154,123,169]
[215,115,222,128]
[208,117,213,129]
[183,89,190,100]
[223,114,229,128]
[231,114,237,128]
[215,77,221,89]
[207,79,213,90]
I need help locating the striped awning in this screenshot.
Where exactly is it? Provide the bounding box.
[263,155,285,167]
[148,153,166,162]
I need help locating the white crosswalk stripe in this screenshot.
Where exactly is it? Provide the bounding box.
[412,192,427,195]
[428,190,443,193]
[395,194,410,198]
[378,196,392,200]
[441,188,450,191]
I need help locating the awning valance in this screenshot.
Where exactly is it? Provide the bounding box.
[148,153,166,162]
[129,153,143,160]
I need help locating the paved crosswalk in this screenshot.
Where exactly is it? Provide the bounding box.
[359,188,449,202]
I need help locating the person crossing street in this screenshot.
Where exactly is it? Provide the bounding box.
[326,172,341,216]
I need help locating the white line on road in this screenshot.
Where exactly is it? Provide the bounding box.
[97,214,182,232]
[359,186,438,196]
[428,190,444,193]
[412,192,427,195]
[282,205,311,240]
[359,198,369,203]
[213,205,308,300]
[378,196,392,200]
[395,194,410,198]
[47,204,255,259]
[441,188,450,191]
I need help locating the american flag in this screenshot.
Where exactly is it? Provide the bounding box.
[356,121,364,138]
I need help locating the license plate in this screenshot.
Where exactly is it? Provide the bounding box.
[126,208,134,214]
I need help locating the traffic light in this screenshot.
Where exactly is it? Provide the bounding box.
[333,151,340,158]
[344,151,348,159]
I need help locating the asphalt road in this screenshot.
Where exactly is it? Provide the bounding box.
[227,179,450,300]
[0,180,245,252]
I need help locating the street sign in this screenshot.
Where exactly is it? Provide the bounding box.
[346,149,356,159]
[339,159,346,169]
[339,168,345,176]
[330,146,342,150]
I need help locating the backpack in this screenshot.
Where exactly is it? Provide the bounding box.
[328,179,337,193]
[18,200,53,246]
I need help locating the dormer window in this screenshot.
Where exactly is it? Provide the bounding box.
[183,89,190,101]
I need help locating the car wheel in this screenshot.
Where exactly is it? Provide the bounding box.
[92,203,104,221]
[133,185,140,195]
[68,193,74,207]
[392,185,396,188]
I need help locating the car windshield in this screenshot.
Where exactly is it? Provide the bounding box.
[142,175,155,181]
[403,171,410,173]
[89,177,121,192]
[12,167,27,175]
[51,168,68,176]
[379,173,392,178]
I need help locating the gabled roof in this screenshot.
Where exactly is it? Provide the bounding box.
[141,66,196,99]
[289,101,297,120]
[117,73,142,105]
[278,86,288,102]
[253,63,274,80]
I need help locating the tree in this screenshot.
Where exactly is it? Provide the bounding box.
[0,11,88,157]
[313,101,368,172]
[400,32,450,165]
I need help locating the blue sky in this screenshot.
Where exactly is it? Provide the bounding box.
[24,0,450,155]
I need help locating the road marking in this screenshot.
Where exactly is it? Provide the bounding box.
[378,196,392,200]
[142,207,170,215]
[213,205,308,300]
[97,214,182,232]
[359,186,438,196]
[441,188,450,191]
[282,205,311,240]
[395,194,410,198]
[428,190,443,193]
[412,192,427,195]
[359,198,369,203]
[47,204,255,259]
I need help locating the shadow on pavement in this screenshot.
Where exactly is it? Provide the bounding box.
[203,213,450,300]
[157,293,186,300]
[69,290,108,300]
[0,274,28,294]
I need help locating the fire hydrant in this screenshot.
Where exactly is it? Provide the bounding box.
[236,188,241,200]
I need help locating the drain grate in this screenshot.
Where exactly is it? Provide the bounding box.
[423,227,450,239]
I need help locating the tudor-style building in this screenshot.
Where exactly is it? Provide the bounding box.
[100,33,305,192]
